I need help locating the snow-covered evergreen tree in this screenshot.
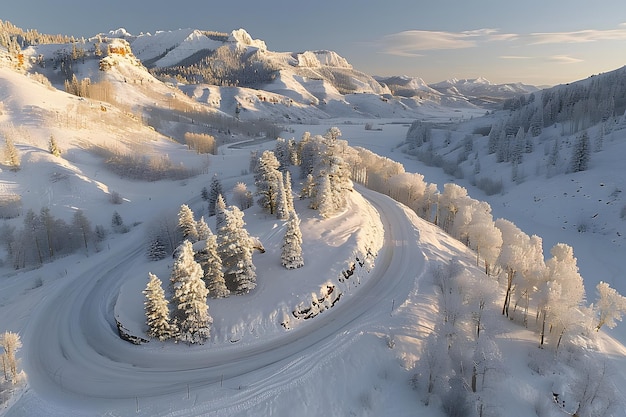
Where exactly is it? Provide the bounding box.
[178,204,198,242]
[314,173,334,217]
[217,205,256,294]
[274,137,291,171]
[255,150,282,214]
[197,230,230,298]
[283,170,295,213]
[170,240,212,344]
[196,216,211,241]
[282,211,304,269]
[147,232,168,261]
[111,210,128,233]
[275,171,289,220]
[215,194,227,230]
[207,174,225,217]
[143,272,174,341]
[298,131,319,179]
[570,130,591,172]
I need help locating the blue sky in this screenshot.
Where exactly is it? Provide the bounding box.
[4,0,626,85]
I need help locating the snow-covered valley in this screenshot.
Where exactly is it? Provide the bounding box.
[1,22,626,417]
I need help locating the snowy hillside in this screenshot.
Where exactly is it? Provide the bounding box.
[1,21,626,417]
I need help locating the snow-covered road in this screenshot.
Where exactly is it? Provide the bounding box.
[9,188,445,416]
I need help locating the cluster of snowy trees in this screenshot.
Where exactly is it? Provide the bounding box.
[144,241,213,344]
[184,132,217,155]
[144,194,304,342]
[346,137,626,414]
[90,143,196,181]
[403,69,626,191]
[294,128,356,217]
[413,260,502,415]
[249,128,354,219]
[0,208,100,269]
[350,142,626,348]
[150,45,279,87]
[0,19,72,52]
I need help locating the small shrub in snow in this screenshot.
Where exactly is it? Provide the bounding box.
[475,177,503,196]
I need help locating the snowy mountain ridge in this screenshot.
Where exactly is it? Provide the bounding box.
[107,27,533,115]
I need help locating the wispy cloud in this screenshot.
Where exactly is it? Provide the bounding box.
[500,54,583,64]
[379,28,513,57]
[378,24,626,56]
[500,55,532,60]
[547,55,584,64]
[529,27,626,44]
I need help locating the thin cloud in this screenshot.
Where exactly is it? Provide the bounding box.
[529,27,626,44]
[548,55,584,64]
[500,55,583,64]
[377,24,626,56]
[379,28,512,56]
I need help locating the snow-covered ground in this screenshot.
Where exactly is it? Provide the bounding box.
[1,42,626,416]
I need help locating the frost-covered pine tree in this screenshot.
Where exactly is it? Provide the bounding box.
[283,170,295,213]
[201,186,209,202]
[197,230,230,298]
[314,173,334,217]
[215,194,227,230]
[207,175,226,217]
[282,211,304,269]
[170,240,212,344]
[146,232,168,261]
[196,216,211,241]
[274,137,291,171]
[275,171,289,220]
[255,150,282,214]
[143,272,174,341]
[217,205,256,294]
[570,130,591,172]
[178,204,198,242]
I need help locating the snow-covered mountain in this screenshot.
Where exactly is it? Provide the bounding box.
[428,76,539,107]
[105,28,533,119]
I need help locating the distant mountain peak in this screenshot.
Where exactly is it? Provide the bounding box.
[108,28,134,39]
[228,28,267,51]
